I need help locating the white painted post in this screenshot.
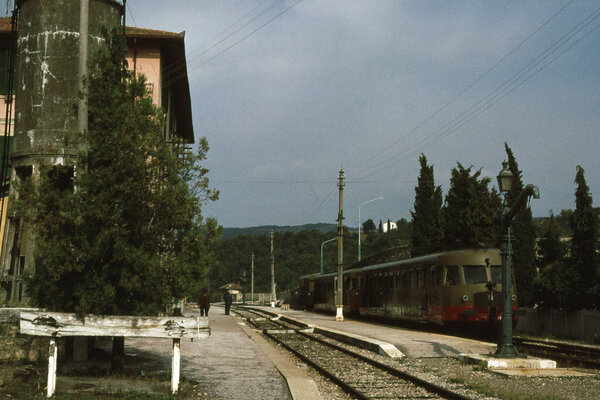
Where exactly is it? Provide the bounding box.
[171,338,181,393]
[47,338,57,397]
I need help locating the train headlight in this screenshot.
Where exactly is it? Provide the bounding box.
[511,294,517,301]
[462,294,469,302]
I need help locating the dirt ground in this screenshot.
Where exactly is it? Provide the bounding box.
[0,343,207,400]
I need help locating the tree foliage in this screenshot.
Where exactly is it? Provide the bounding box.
[537,211,565,270]
[16,31,219,316]
[410,154,442,256]
[503,144,537,306]
[362,219,376,233]
[442,162,501,249]
[213,224,411,295]
[567,165,599,309]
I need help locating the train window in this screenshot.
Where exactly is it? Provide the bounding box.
[463,265,488,284]
[396,271,400,288]
[490,265,502,283]
[402,271,408,288]
[432,266,443,286]
[410,270,417,288]
[445,265,459,286]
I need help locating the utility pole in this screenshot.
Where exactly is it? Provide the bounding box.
[251,252,254,304]
[336,169,345,321]
[78,0,89,137]
[270,229,276,307]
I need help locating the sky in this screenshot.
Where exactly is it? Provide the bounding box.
[127,0,600,228]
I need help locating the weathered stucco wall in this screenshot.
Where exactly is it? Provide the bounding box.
[12,0,122,168]
[126,44,161,106]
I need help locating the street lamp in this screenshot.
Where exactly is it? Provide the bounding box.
[320,237,337,274]
[358,196,383,262]
[497,161,514,193]
[495,161,539,358]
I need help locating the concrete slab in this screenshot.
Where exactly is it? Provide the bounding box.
[491,368,595,377]
[125,305,293,400]
[275,312,405,358]
[253,306,495,358]
[236,319,322,400]
[459,353,557,369]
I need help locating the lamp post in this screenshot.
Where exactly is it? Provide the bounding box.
[320,237,337,274]
[358,196,383,262]
[495,161,539,358]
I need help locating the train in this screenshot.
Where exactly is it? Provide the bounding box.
[299,248,519,327]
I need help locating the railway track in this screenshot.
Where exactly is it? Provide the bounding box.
[514,336,600,369]
[234,307,474,400]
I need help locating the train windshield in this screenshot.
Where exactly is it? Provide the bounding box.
[490,265,502,283]
[463,265,488,284]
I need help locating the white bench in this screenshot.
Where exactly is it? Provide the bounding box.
[19,311,210,397]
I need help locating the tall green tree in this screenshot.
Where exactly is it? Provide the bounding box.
[533,211,567,308]
[443,162,501,249]
[410,154,443,256]
[362,218,376,233]
[16,30,219,316]
[568,165,599,309]
[503,144,537,306]
[537,211,565,271]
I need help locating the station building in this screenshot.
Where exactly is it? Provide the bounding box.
[0,2,194,304]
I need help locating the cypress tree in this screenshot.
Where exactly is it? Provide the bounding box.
[569,165,599,309]
[503,143,537,307]
[443,163,500,249]
[410,154,442,256]
[537,211,565,270]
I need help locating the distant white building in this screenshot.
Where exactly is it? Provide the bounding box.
[383,220,397,233]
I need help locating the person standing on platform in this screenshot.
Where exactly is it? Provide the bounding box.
[198,288,211,317]
[224,290,233,315]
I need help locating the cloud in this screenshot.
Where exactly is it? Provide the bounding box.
[130,1,600,227]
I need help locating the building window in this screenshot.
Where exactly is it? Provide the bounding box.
[0,47,13,95]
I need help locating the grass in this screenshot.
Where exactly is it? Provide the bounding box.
[448,370,570,400]
[0,363,203,400]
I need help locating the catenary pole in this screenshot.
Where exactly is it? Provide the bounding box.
[336,169,345,321]
[251,252,254,303]
[270,229,276,307]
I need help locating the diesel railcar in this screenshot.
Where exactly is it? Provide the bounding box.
[299,248,518,326]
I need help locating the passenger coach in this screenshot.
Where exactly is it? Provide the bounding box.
[300,248,518,327]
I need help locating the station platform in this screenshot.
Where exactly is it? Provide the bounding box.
[251,305,497,358]
[124,304,320,400]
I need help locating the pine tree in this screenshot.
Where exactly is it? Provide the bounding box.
[569,165,599,309]
[410,154,442,256]
[503,144,537,306]
[443,163,500,249]
[16,30,219,316]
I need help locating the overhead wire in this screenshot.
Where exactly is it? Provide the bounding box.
[297,186,337,224]
[126,1,138,27]
[348,0,575,175]
[350,3,600,182]
[162,0,304,89]
[160,0,278,80]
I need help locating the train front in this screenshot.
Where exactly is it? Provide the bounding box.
[438,249,519,327]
